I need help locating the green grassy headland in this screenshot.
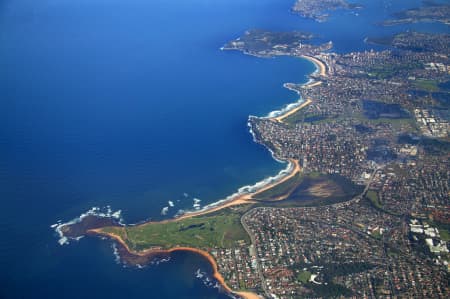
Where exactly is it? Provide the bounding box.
[100,207,251,251]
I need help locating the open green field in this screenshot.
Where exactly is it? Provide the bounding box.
[352,112,417,131]
[439,229,450,241]
[414,79,440,92]
[297,270,312,284]
[367,62,422,79]
[100,207,251,251]
[431,221,450,242]
[366,190,382,209]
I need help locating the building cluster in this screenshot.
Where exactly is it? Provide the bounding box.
[251,32,449,218]
[410,219,449,257]
[414,108,449,137]
[237,203,449,298]
[368,153,449,217]
[210,196,449,298]
[211,242,262,292]
[251,117,398,184]
[212,31,450,298]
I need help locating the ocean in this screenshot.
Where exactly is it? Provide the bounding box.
[0,0,446,298]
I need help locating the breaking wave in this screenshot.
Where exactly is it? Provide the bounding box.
[161,207,169,216]
[112,243,121,264]
[193,198,202,210]
[51,206,123,245]
[247,119,285,164]
[195,269,221,290]
[185,159,293,216]
[179,82,305,217]
[264,99,305,119]
[149,256,171,267]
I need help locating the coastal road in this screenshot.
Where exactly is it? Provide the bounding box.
[241,212,270,298]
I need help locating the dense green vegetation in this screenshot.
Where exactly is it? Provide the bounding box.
[295,261,376,278]
[100,208,250,251]
[293,262,375,297]
[226,29,313,53]
[322,262,376,277]
[307,281,353,297]
[422,138,450,155]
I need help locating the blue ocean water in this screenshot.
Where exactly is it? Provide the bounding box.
[0,0,446,298]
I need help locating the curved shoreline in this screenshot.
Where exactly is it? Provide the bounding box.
[301,55,327,77]
[173,55,327,220]
[71,54,327,299]
[89,229,258,298]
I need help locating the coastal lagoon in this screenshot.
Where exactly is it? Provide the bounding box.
[0,0,446,298]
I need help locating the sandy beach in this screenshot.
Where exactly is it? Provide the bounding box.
[175,158,301,220]
[273,98,313,122]
[301,55,327,77]
[249,159,300,196]
[235,291,263,299]
[304,80,323,88]
[168,247,263,299]
[167,247,232,293]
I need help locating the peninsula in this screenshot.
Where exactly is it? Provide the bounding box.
[291,0,362,22]
[381,1,450,26]
[57,10,449,299]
